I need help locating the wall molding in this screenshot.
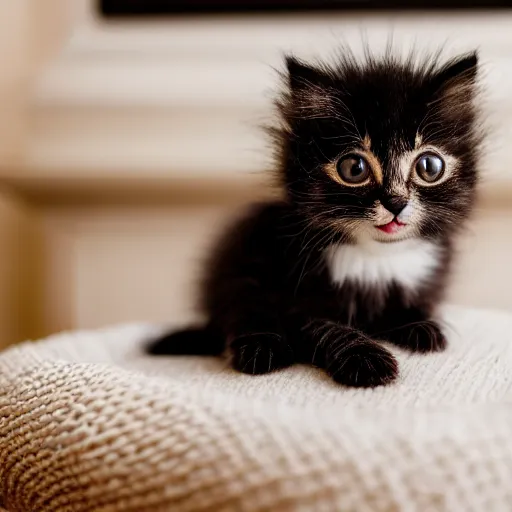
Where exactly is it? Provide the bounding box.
[4,4,512,199]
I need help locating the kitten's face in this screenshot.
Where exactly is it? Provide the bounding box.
[277,52,480,244]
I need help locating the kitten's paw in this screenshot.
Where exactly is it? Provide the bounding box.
[387,321,447,353]
[230,333,294,375]
[326,339,398,388]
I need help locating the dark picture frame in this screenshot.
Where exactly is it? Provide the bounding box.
[99,0,512,17]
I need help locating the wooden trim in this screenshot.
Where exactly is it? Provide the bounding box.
[5,4,512,202]
[0,189,45,347]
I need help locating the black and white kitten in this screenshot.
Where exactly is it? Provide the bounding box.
[148,49,481,387]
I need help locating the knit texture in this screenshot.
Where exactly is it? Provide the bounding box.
[1,306,512,511]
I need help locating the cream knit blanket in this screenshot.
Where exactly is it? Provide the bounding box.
[1,306,512,511]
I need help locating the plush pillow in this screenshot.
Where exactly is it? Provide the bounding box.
[1,306,512,511]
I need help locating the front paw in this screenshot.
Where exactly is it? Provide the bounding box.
[386,321,447,353]
[229,333,294,375]
[326,339,398,388]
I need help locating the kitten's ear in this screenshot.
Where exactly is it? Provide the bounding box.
[430,52,478,97]
[282,56,337,120]
[285,56,331,92]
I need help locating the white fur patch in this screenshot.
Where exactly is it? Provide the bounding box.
[325,238,440,290]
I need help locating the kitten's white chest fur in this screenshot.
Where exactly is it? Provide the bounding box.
[325,238,440,289]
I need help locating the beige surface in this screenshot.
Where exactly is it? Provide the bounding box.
[2,305,512,511]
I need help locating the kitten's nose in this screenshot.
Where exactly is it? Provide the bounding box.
[382,196,408,216]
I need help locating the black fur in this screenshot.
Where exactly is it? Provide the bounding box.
[147,49,481,387]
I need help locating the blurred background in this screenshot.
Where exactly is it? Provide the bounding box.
[0,0,511,348]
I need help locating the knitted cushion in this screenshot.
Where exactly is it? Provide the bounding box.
[1,306,512,511]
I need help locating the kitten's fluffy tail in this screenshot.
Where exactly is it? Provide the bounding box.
[146,325,224,356]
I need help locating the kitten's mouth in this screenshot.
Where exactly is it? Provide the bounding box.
[376,218,406,235]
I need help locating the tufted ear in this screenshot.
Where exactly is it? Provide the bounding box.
[430,52,478,98]
[285,55,332,93]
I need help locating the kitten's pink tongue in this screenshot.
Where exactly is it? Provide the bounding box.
[376,220,404,234]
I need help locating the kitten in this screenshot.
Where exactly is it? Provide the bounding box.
[148,49,481,387]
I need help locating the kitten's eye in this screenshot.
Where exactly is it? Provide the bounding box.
[336,155,370,185]
[415,153,445,183]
